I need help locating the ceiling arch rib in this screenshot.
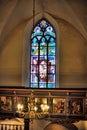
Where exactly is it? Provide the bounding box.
[42,0,87,40]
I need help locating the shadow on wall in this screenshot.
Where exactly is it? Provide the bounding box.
[74,121,87,130]
[30,120,50,130]
[29,120,87,130]
[44,123,78,130]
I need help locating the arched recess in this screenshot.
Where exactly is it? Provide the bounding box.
[22,13,59,88]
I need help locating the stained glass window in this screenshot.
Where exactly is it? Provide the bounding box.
[30,19,56,88]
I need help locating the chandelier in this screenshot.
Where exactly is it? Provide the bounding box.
[16,91,50,120]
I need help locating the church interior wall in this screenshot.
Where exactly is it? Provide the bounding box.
[0,1,87,129]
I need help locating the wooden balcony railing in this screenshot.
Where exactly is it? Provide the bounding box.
[0,87,87,122]
[0,124,24,130]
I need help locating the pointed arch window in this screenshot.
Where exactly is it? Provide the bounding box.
[30,19,56,88]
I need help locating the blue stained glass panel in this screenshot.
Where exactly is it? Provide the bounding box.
[34,31,43,36]
[31,65,38,73]
[46,26,53,32]
[48,66,55,73]
[37,36,42,40]
[39,83,46,88]
[48,74,55,83]
[31,46,38,55]
[40,42,47,47]
[32,38,38,46]
[49,38,56,46]
[31,33,35,38]
[44,31,55,37]
[45,36,50,41]
[31,83,38,88]
[34,26,41,32]
[48,84,55,88]
[48,41,55,46]
[50,37,55,43]
[48,47,55,55]
[40,47,47,55]
[48,56,55,65]
[40,38,47,46]
[31,73,38,83]
[34,26,42,36]
[31,56,38,65]
[39,56,47,61]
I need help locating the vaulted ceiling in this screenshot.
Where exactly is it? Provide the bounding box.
[0,0,87,47]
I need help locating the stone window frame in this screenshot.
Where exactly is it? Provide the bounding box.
[22,13,59,88]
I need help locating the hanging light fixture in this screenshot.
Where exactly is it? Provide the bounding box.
[16,0,50,123]
[16,91,50,120]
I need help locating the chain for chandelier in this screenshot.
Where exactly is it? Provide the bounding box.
[33,0,35,28]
